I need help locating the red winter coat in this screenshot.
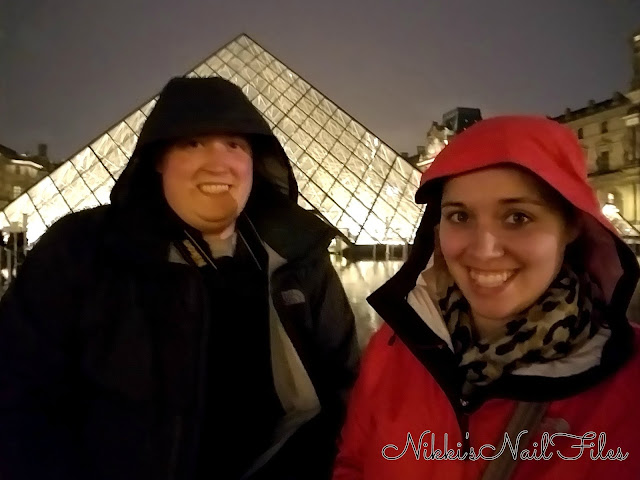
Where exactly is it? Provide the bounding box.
[333,116,640,479]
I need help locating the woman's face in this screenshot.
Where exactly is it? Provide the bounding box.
[439,166,576,338]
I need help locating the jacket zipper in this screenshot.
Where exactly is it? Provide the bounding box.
[191,272,212,478]
[166,263,211,480]
[168,415,183,480]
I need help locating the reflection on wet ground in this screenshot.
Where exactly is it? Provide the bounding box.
[331,258,403,349]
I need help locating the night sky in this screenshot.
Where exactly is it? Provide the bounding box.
[2,0,640,162]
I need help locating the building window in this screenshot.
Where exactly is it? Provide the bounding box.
[597,150,610,172]
[12,186,22,198]
[601,121,608,134]
[577,128,583,139]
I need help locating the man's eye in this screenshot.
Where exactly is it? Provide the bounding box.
[228,138,249,151]
[178,138,202,149]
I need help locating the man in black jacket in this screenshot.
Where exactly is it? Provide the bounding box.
[0,77,359,479]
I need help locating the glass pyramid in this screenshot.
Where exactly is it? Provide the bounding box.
[1,34,425,246]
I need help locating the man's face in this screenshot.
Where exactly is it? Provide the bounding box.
[158,134,253,239]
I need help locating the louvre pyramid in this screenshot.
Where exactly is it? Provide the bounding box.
[1,34,425,245]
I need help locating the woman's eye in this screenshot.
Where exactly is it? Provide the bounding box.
[447,211,469,223]
[505,212,531,225]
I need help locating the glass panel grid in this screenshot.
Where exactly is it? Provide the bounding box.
[249,57,268,74]
[237,65,258,82]
[206,55,225,71]
[71,148,100,175]
[297,97,316,116]
[39,194,71,227]
[264,104,285,125]
[50,161,80,192]
[217,48,233,63]
[5,193,37,224]
[311,107,330,128]
[292,77,311,95]
[228,74,248,89]
[242,84,259,101]
[283,87,303,104]
[300,117,322,137]
[194,63,215,78]
[303,180,326,206]
[93,177,115,205]
[27,177,59,209]
[310,167,335,191]
[2,34,424,246]
[291,127,314,149]
[226,41,244,56]
[287,106,308,126]
[333,110,351,129]
[228,56,246,73]
[295,154,319,178]
[322,154,343,177]
[337,168,360,191]
[82,161,111,191]
[271,60,288,76]
[125,110,147,134]
[139,98,157,116]
[274,95,294,115]
[238,48,255,64]
[324,118,344,139]
[257,50,276,65]
[100,145,129,176]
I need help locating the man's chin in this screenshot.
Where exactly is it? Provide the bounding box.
[196,216,238,237]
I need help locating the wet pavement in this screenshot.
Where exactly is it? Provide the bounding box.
[331,258,402,349]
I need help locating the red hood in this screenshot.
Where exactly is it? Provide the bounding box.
[414,115,638,307]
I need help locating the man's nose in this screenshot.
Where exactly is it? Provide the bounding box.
[201,139,231,168]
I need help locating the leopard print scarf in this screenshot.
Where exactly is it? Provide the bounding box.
[439,266,605,396]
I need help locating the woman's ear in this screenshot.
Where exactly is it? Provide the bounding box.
[433,224,446,269]
[565,214,582,245]
[423,223,454,299]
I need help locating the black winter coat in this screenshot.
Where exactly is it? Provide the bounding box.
[0,77,359,480]
[0,191,358,480]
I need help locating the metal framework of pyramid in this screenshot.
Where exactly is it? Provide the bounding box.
[1,34,425,245]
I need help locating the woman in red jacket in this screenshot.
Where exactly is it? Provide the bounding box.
[333,116,640,480]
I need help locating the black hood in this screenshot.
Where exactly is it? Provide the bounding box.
[110,76,298,208]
